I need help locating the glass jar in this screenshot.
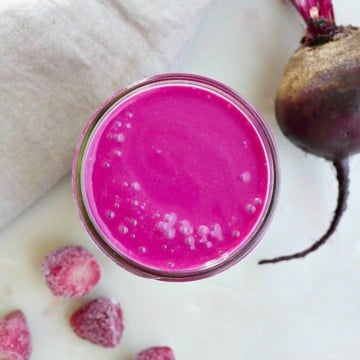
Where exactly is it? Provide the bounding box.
[72,73,279,281]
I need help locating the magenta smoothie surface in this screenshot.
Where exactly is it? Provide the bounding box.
[74,74,278,280]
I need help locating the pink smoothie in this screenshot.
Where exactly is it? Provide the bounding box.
[81,82,271,272]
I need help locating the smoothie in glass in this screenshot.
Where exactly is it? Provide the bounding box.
[73,74,278,280]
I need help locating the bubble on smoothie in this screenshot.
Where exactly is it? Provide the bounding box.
[103,162,111,168]
[206,94,211,99]
[232,230,241,238]
[153,212,161,219]
[116,133,125,142]
[245,204,256,214]
[198,225,210,235]
[138,246,147,253]
[240,171,251,182]
[243,140,248,148]
[206,241,213,248]
[130,219,138,226]
[132,200,139,207]
[131,182,141,191]
[123,182,129,188]
[198,225,210,243]
[164,228,176,239]
[210,223,223,241]
[106,210,115,219]
[114,150,122,157]
[179,220,193,235]
[185,236,196,250]
[126,112,133,118]
[115,121,122,127]
[157,222,170,232]
[125,123,132,129]
[155,149,162,154]
[168,261,175,269]
[119,225,129,234]
[164,213,177,225]
[157,219,176,239]
[130,234,136,239]
[113,195,121,208]
[254,197,262,205]
[156,215,176,237]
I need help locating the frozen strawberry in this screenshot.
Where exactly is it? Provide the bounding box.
[135,346,175,360]
[41,245,101,298]
[70,297,124,348]
[0,311,32,360]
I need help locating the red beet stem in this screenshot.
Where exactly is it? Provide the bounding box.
[259,158,350,265]
[290,0,339,45]
[290,0,335,24]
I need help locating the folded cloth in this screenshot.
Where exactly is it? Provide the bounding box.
[0,0,211,228]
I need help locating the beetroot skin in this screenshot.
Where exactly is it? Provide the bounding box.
[260,1,360,264]
[276,27,360,161]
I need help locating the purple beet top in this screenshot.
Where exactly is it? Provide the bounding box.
[81,82,271,272]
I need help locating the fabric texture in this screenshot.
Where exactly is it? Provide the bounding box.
[0,0,211,228]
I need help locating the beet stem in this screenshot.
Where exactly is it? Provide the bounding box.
[290,0,335,24]
[289,0,339,45]
[258,158,350,265]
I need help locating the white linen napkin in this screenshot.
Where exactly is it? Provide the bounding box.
[0,0,212,228]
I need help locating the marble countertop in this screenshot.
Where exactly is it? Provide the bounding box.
[1,0,359,359]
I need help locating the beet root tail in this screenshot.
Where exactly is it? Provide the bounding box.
[258,158,350,265]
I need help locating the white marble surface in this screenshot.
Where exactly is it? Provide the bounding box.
[1,1,359,359]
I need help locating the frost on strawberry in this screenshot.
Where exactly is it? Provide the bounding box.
[41,245,101,298]
[70,297,124,348]
[135,346,175,360]
[0,311,32,360]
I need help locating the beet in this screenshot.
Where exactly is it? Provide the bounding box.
[259,1,360,264]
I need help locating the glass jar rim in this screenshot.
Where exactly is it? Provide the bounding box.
[72,73,279,281]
